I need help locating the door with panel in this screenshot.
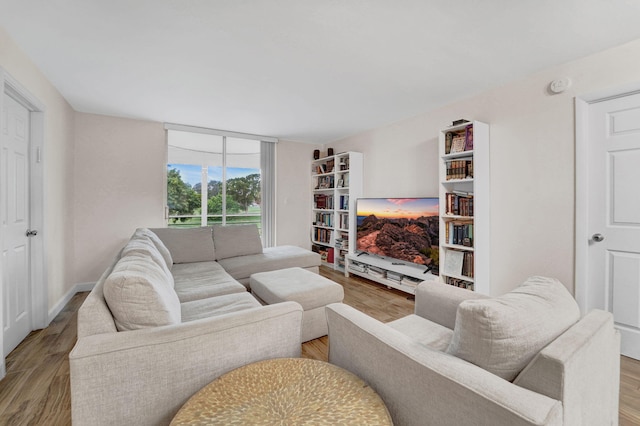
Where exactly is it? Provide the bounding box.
[587,92,640,359]
[2,93,32,356]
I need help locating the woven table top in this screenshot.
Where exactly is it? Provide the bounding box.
[171,357,392,425]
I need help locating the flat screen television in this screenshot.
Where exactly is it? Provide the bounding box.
[356,197,439,270]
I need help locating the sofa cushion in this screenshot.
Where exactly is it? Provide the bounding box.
[122,236,174,288]
[181,292,262,322]
[387,314,453,351]
[446,276,580,381]
[217,245,321,285]
[103,252,181,331]
[171,261,247,302]
[134,228,173,269]
[212,224,263,260]
[149,227,215,263]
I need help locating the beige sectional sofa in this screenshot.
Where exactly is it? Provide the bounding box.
[327,277,620,426]
[69,225,320,426]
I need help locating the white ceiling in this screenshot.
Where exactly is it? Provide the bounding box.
[1,0,640,144]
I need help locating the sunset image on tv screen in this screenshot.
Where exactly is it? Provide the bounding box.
[356,198,439,267]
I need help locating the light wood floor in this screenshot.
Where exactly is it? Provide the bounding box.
[0,266,638,425]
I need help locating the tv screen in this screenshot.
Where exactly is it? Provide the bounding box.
[356,197,439,268]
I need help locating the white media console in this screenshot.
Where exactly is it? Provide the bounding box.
[345,253,438,295]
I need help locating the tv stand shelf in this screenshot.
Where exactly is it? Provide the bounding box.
[346,253,438,295]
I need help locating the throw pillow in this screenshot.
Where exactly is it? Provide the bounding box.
[149,227,215,263]
[446,276,580,381]
[212,224,263,260]
[121,236,174,288]
[103,252,181,331]
[134,228,173,269]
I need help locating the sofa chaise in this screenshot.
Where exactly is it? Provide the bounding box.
[326,277,620,426]
[69,225,320,426]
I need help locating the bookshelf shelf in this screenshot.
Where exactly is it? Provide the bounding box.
[311,152,363,271]
[442,243,474,252]
[439,121,490,294]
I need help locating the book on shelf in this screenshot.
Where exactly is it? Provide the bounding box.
[313,228,333,244]
[450,134,466,153]
[443,250,464,277]
[445,159,473,180]
[316,175,335,189]
[314,212,333,227]
[401,275,422,287]
[326,159,335,173]
[339,194,350,210]
[335,231,349,250]
[445,193,474,216]
[464,124,474,151]
[445,132,453,154]
[314,194,334,209]
[445,276,474,291]
[446,221,474,247]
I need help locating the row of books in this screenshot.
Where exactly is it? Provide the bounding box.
[313,228,332,244]
[444,124,474,154]
[338,195,350,210]
[313,158,335,175]
[445,193,474,217]
[337,173,349,188]
[442,249,474,278]
[314,194,334,209]
[335,232,349,250]
[315,175,334,189]
[444,276,474,291]
[338,213,349,230]
[314,212,333,227]
[446,221,474,247]
[445,159,473,180]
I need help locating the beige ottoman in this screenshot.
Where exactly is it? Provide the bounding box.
[250,267,344,342]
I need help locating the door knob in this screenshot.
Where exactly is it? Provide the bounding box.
[592,233,604,242]
[26,229,38,237]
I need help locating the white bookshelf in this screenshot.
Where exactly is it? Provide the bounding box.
[311,152,363,272]
[438,120,490,295]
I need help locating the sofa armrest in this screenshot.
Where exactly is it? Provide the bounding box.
[326,303,562,426]
[414,280,489,329]
[70,302,303,426]
[514,310,620,426]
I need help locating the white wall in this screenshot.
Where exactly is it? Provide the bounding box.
[329,38,640,297]
[73,113,167,284]
[275,140,321,249]
[0,27,76,311]
[72,116,317,284]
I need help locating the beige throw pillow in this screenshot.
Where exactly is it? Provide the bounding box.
[104,252,181,331]
[212,224,263,260]
[149,227,215,263]
[134,228,173,269]
[446,276,580,381]
[122,236,174,288]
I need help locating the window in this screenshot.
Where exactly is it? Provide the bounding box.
[165,124,276,246]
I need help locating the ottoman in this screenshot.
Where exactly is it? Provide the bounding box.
[250,267,344,342]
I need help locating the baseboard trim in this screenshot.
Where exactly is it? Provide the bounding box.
[48,282,96,324]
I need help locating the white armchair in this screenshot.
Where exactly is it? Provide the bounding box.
[326,278,620,426]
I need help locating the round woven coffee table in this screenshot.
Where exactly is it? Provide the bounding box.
[171,357,392,425]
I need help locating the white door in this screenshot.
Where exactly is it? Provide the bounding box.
[587,92,640,360]
[1,93,32,357]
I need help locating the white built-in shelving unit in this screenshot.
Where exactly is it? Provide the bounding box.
[438,120,490,294]
[311,152,363,272]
